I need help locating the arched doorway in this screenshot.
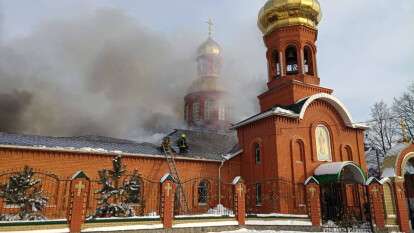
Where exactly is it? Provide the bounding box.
[315,162,369,223]
[401,153,414,228]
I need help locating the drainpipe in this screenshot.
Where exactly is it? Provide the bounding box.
[218,157,225,205]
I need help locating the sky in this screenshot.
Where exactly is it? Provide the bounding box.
[0,0,412,139]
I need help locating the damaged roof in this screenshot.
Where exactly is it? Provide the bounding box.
[166,129,238,161]
[0,132,160,155]
[0,129,239,162]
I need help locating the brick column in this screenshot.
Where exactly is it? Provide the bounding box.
[67,171,89,233]
[160,174,176,229]
[233,176,246,225]
[368,180,385,229]
[393,177,411,233]
[306,179,321,227]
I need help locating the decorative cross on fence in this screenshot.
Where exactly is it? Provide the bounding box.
[165,182,172,197]
[308,186,316,198]
[74,181,85,197]
[371,186,379,197]
[237,185,244,197]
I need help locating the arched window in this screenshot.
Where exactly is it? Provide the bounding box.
[345,146,353,161]
[304,46,314,75]
[198,180,209,204]
[315,125,332,161]
[285,46,298,75]
[272,50,281,78]
[255,183,262,205]
[192,102,200,122]
[218,103,226,121]
[254,143,261,164]
[295,140,305,162]
[204,99,214,120]
[185,104,190,121]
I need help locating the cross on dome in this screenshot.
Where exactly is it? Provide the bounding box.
[206,18,214,37]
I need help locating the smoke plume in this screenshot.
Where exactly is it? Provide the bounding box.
[0,8,264,141]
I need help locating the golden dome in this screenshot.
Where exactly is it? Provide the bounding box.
[197,37,222,57]
[258,0,322,35]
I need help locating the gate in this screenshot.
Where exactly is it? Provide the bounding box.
[321,183,373,232]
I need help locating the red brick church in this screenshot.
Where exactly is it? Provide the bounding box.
[1,0,414,232]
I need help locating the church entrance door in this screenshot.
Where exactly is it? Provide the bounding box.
[315,162,372,231]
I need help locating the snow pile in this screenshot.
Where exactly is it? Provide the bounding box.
[207,204,234,216]
[255,213,308,218]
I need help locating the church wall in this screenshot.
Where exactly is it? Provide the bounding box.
[236,117,279,213]
[235,99,367,214]
[0,148,226,181]
[237,117,277,184]
[275,100,367,183]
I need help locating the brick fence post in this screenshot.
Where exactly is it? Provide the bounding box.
[67,171,89,233]
[233,176,246,225]
[392,177,411,233]
[305,177,321,227]
[367,178,385,230]
[160,173,176,229]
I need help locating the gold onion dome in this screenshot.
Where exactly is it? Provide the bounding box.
[197,37,222,57]
[258,0,322,35]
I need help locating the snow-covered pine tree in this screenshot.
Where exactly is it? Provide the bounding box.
[94,155,140,218]
[0,166,48,221]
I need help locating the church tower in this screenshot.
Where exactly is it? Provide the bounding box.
[257,0,333,111]
[184,20,230,131]
[232,0,368,215]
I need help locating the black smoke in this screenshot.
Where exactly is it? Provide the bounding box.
[0,8,264,142]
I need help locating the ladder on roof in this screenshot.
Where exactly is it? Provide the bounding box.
[162,144,189,214]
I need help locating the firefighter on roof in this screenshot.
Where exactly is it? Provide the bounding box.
[161,136,175,154]
[177,134,189,154]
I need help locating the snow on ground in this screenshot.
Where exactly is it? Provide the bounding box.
[0,229,69,233]
[173,221,238,228]
[246,219,311,226]
[83,223,163,232]
[207,229,316,233]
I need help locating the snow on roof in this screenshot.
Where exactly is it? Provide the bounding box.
[365,177,380,185]
[381,143,412,177]
[382,167,396,178]
[232,176,242,185]
[160,173,172,183]
[304,176,319,185]
[231,93,368,130]
[0,129,239,162]
[385,143,410,158]
[314,162,352,175]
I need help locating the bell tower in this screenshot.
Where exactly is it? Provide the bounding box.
[184,20,230,131]
[257,0,333,112]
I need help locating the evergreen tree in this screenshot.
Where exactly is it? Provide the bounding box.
[94,155,141,218]
[0,166,48,221]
